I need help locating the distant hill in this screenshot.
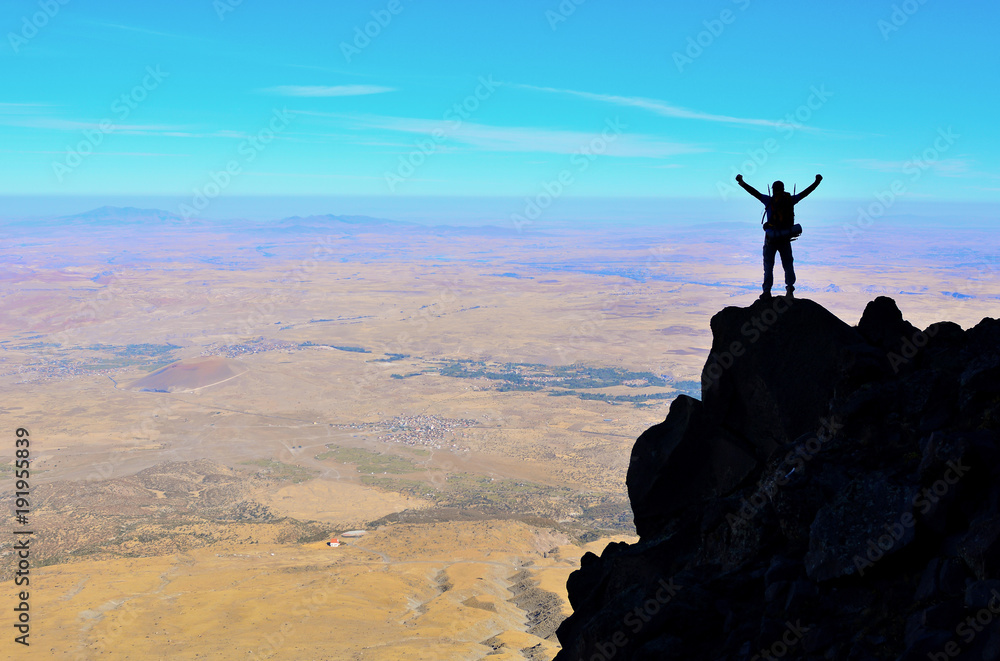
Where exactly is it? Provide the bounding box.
[11,207,520,236]
[58,206,187,226]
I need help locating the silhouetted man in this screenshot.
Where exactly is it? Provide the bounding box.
[736,173,822,298]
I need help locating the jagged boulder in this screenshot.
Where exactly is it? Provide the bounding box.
[701,297,871,456]
[857,295,921,358]
[627,395,757,539]
[803,472,917,581]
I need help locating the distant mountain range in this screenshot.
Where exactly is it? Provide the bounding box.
[60,205,187,225]
[4,205,521,237]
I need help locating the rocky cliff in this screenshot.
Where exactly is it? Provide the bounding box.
[555,296,1000,660]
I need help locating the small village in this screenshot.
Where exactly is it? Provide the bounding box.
[338,414,478,451]
[208,338,300,359]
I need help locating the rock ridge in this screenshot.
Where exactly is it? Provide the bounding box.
[555,296,1000,660]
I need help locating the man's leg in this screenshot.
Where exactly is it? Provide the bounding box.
[778,240,796,293]
[762,241,777,296]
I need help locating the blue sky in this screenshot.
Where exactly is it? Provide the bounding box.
[2,0,998,219]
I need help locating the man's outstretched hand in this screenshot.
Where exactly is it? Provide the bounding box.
[736,174,744,183]
[815,174,823,182]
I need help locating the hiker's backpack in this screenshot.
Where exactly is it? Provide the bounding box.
[769,191,795,229]
[762,188,802,241]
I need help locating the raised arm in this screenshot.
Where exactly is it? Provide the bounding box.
[735,174,764,202]
[795,174,823,201]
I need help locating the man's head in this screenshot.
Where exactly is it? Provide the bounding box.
[772,180,785,194]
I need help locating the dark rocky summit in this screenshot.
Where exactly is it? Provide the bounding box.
[555,296,1000,660]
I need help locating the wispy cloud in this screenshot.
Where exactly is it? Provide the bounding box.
[511,83,825,132]
[0,149,192,156]
[848,157,973,176]
[242,171,387,180]
[279,62,368,78]
[321,113,702,158]
[85,21,201,41]
[0,116,187,134]
[261,85,395,97]
[0,102,52,108]
[0,102,54,114]
[0,115,271,140]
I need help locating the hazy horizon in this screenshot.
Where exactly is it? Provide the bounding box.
[3,195,999,230]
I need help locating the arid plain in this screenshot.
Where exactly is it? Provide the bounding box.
[1,209,998,659]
